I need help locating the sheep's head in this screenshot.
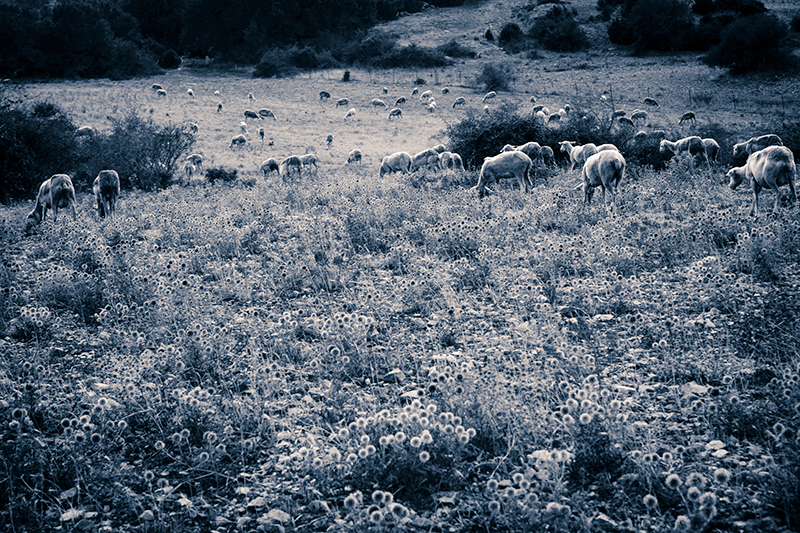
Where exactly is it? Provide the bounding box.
[727,167,745,190]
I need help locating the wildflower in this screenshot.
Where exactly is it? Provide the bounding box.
[360,434,370,445]
[610,399,621,410]
[419,451,430,462]
[686,472,707,489]
[343,493,359,511]
[154,441,165,451]
[205,431,218,444]
[630,450,642,460]
[9,420,20,430]
[372,490,385,503]
[729,395,740,405]
[74,431,86,443]
[382,492,393,505]
[674,515,692,531]
[197,451,210,462]
[686,486,702,502]
[662,452,673,462]
[395,431,406,443]
[642,453,655,465]
[488,500,501,514]
[144,470,155,483]
[389,503,408,520]
[512,472,525,485]
[722,375,733,386]
[487,479,499,491]
[713,468,731,484]
[410,437,422,448]
[366,445,376,455]
[563,414,575,425]
[643,494,658,510]
[579,413,593,425]
[369,509,383,524]
[91,433,102,444]
[665,474,682,490]
[699,492,716,508]
[358,448,369,459]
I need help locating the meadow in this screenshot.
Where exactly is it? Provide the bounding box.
[2,55,800,533]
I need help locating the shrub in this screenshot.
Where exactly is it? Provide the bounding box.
[158,49,181,69]
[705,13,797,72]
[374,45,451,68]
[436,39,477,58]
[476,63,513,93]
[498,23,529,54]
[206,167,237,184]
[531,7,589,52]
[485,28,494,40]
[253,49,299,78]
[342,70,351,82]
[792,11,800,32]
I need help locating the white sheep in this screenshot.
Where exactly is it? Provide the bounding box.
[27,174,77,224]
[182,160,196,183]
[453,97,466,108]
[611,110,626,119]
[214,90,221,97]
[582,150,627,216]
[431,144,447,154]
[240,122,248,134]
[248,92,255,101]
[517,141,543,164]
[532,104,545,114]
[152,84,163,91]
[279,155,303,181]
[547,113,561,124]
[379,152,413,177]
[383,87,389,94]
[335,98,349,108]
[395,97,407,106]
[319,91,331,101]
[634,131,648,143]
[258,108,277,120]
[347,149,363,164]
[186,153,204,171]
[732,134,783,160]
[679,111,696,125]
[411,88,419,96]
[559,141,599,172]
[229,134,247,148]
[451,153,464,170]
[344,108,356,119]
[541,145,555,166]
[484,105,490,114]
[327,135,334,149]
[371,98,387,108]
[530,95,537,103]
[75,126,95,137]
[439,151,454,169]
[483,91,497,102]
[618,117,635,128]
[92,170,120,219]
[157,89,167,97]
[441,87,450,94]
[652,130,667,140]
[474,151,533,198]
[630,109,648,122]
[727,145,797,216]
[702,138,720,163]
[420,90,433,100]
[411,148,441,172]
[187,88,195,97]
[644,97,659,106]
[596,143,620,153]
[427,101,437,113]
[388,108,402,120]
[659,136,709,166]
[261,158,279,176]
[300,153,318,174]
[244,109,261,120]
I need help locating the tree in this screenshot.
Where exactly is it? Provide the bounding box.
[705,13,796,72]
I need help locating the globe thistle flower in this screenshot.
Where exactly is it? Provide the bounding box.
[389,502,409,520]
[686,472,707,489]
[665,474,682,490]
[642,494,658,510]
[642,453,655,466]
[419,451,430,463]
[144,470,155,483]
[486,479,499,492]
[563,414,575,425]
[343,493,359,511]
[579,413,593,425]
[713,468,731,484]
[154,440,165,451]
[346,452,358,463]
[360,434,370,445]
[395,431,406,443]
[512,472,525,485]
[686,486,702,503]
[699,492,717,508]
[372,490,385,503]
[369,509,383,524]
[488,500,501,514]
[197,451,210,462]
[674,515,691,531]
[358,448,369,459]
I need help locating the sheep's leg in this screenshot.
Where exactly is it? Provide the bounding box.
[751,182,761,216]
[768,182,782,215]
[788,176,798,205]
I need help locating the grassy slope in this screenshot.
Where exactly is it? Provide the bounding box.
[2,2,800,532]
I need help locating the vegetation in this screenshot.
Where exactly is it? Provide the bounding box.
[531,6,588,52]
[476,64,514,93]
[704,13,797,73]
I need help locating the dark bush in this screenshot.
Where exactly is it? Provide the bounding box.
[436,39,477,58]
[792,12,800,32]
[253,49,299,78]
[531,6,589,52]
[342,32,397,66]
[485,28,494,41]
[704,13,797,72]
[342,70,351,82]
[597,0,629,20]
[374,44,451,68]
[476,63,513,93]
[414,77,427,85]
[206,167,238,184]
[158,49,181,69]
[498,23,528,54]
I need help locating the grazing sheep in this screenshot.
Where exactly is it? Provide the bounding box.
[702,138,720,163]
[380,151,413,177]
[431,144,447,154]
[187,122,199,133]
[453,97,466,108]
[261,158,279,176]
[388,108,403,120]
[582,150,627,216]
[679,111,696,124]
[371,98,387,108]
[240,122,248,134]
[335,98,349,108]
[186,153,204,171]
[659,136,709,166]
[484,105,490,114]
[258,127,265,141]
[279,156,302,181]
[441,87,450,94]
[420,90,433,100]
[558,108,568,119]
[248,93,255,101]
[501,144,517,153]
[76,126,95,137]
[535,110,546,120]
[547,113,561,124]
[634,131,648,143]
[732,134,783,160]
[347,149,363,164]
[217,102,223,112]
[319,91,331,101]
[541,145,555,166]
[483,91,497,102]
[517,141,543,164]
[630,109,648,122]
[157,89,167,97]
[727,145,797,216]
[344,108,356,119]
[451,153,464,170]
[229,134,247,148]
[258,108,277,120]
[326,135,334,149]
[439,151,454,169]
[652,130,667,140]
[214,90,221,97]
[611,110,626,119]
[27,174,77,223]
[395,97,407,106]
[596,143,620,153]
[474,151,533,198]
[411,87,419,96]
[94,170,120,219]
[182,161,196,184]
[187,89,195,97]
[427,101,437,113]
[383,87,389,94]
[152,84,163,90]
[244,109,261,120]
[530,95,537,103]
[532,104,545,114]
[559,141,599,172]
[644,97,659,106]
[412,148,441,172]
[618,117,635,128]
[300,153,318,174]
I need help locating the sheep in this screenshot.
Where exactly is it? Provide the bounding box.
[217,102,223,113]
[563,104,571,113]
[187,122,199,133]
[258,127,265,141]
[300,153,318,174]
[157,89,167,97]
[411,148,441,172]
[347,149,363,164]
[548,113,561,124]
[727,145,797,216]
[411,88,419,96]
[634,131,648,143]
[630,109,648,122]
[214,90,221,97]
[652,130,667,140]
[326,135,334,149]
[181,161,196,184]
[279,155,303,181]
[582,150,627,216]
[420,90,433,100]
[187,89,195,97]
[500,144,517,153]
[93,170,120,219]
[335,98,349,108]
[483,91,497,102]
[532,104,545,114]
[319,91,331,101]
[344,108,356,119]
[248,92,255,101]
[388,108,403,120]
[644,97,659,106]
[27,174,77,224]
[535,110,546,120]
[240,122,249,134]
[559,141,599,172]
[371,98,387,108]
[395,97,407,106]
[431,144,447,154]
[152,84,163,91]
[383,87,389,94]
[186,153,204,171]
[258,108,277,120]
[229,134,247,148]
[732,134,783,161]
[702,138,720,163]
[659,136,709,166]
[261,158,279,176]
[439,151,454,169]
[474,151,533,198]
[379,152,413,177]
[679,111,696,125]
[75,126,95,137]
[453,97,466,108]
[517,141,543,164]
[611,110,626,119]
[558,108,568,119]
[541,145,555,166]
[484,105,490,114]
[596,143,620,153]
[530,95,537,103]
[618,117,635,128]
[244,109,261,120]
[441,87,450,94]
[451,153,464,170]
[427,101,437,113]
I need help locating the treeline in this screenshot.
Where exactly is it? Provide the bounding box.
[0,0,466,79]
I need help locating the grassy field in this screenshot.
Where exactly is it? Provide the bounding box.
[3,10,800,532]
